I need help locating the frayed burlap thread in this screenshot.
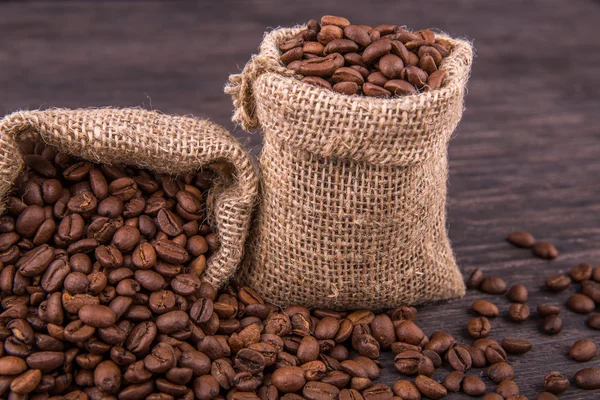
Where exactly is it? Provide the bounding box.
[0,108,258,288]
[226,27,473,310]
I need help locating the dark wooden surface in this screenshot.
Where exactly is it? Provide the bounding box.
[1,1,599,398]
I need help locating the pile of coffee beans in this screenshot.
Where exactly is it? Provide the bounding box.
[0,143,599,399]
[278,15,451,97]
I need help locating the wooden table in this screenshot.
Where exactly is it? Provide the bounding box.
[1,1,599,398]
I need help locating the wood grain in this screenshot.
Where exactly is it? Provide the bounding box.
[1,1,599,398]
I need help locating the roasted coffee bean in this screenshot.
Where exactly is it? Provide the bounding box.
[501,338,532,354]
[508,303,530,322]
[582,280,600,303]
[272,366,306,393]
[507,284,528,303]
[461,375,486,396]
[10,368,42,394]
[394,320,424,345]
[393,351,422,375]
[507,231,535,248]
[471,299,499,317]
[485,342,507,364]
[574,367,600,390]
[569,339,597,362]
[570,262,593,281]
[543,371,569,394]
[587,312,600,330]
[567,293,595,314]
[533,241,558,259]
[536,392,558,400]
[538,303,561,317]
[546,274,570,292]
[496,380,520,398]
[467,316,491,338]
[479,277,507,294]
[487,362,514,383]
[93,360,121,394]
[303,381,341,400]
[443,371,464,393]
[414,375,446,400]
[447,345,472,372]
[79,304,117,328]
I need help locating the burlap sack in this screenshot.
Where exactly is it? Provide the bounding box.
[226,27,473,309]
[0,108,258,288]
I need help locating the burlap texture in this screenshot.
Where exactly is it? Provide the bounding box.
[0,108,258,288]
[226,27,473,309]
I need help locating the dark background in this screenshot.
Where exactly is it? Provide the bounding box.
[1,1,599,398]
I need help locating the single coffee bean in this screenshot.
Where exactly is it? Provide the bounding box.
[448,345,472,372]
[466,268,484,289]
[571,263,593,281]
[574,367,600,390]
[501,338,532,354]
[144,342,176,373]
[362,83,391,97]
[78,304,117,328]
[414,375,446,400]
[384,79,416,95]
[487,362,515,383]
[587,313,600,330]
[567,293,595,314]
[507,284,528,303]
[10,368,42,394]
[394,320,424,346]
[533,241,558,259]
[569,339,597,362]
[303,381,341,400]
[462,375,486,397]
[484,342,507,364]
[362,383,393,400]
[543,371,569,394]
[467,317,491,338]
[537,304,561,317]
[393,351,422,376]
[507,231,535,248]
[496,380,520,398]
[508,303,530,322]
[545,274,570,292]
[392,380,420,400]
[443,371,464,393]
[471,300,499,317]
[479,277,507,294]
[0,356,28,375]
[582,280,600,303]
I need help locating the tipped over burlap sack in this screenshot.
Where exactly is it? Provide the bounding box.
[0,108,258,288]
[226,27,473,309]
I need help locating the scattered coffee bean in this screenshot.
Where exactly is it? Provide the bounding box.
[414,375,447,400]
[507,231,535,248]
[587,313,600,330]
[545,274,570,292]
[443,370,464,392]
[487,362,514,383]
[508,303,530,322]
[496,380,520,398]
[533,241,558,259]
[567,293,595,314]
[392,380,421,400]
[471,300,499,317]
[571,263,593,281]
[467,316,491,339]
[574,367,600,390]
[537,304,561,317]
[466,268,484,289]
[507,284,528,303]
[461,375,486,396]
[501,338,532,354]
[568,339,597,362]
[543,371,569,394]
[540,315,563,335]
[479,277,507,294]
[536,392,558,400]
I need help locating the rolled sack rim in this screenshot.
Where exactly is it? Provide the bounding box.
[231,26,474,167]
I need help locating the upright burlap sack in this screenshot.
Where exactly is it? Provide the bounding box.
[226,27,473,309]
[0,108,258,288]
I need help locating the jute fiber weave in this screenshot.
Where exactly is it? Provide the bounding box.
[0,108,258,288]
[226,27,473,309]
